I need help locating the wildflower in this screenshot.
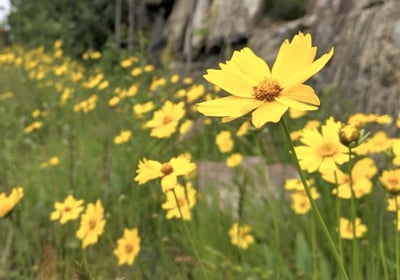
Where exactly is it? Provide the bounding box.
[0,187,24,218]
[134,155,196,191]
[380,170,400,194]
[179,119,194,139]
[108,96,121,107]
[290,119,321,141]
[295,117,348,173]
[144,64,154,72]
[170,74,180,83]
[114,130,132,144]
[228,223,255,249]
[392,139,400,166]
[216,131,234,153]
[197,32,334,128]
[339,124,360,147]
[289,108,307,119]
[133,101,155,119]
[126,84,138,97]
[338,217,367,239]
[76,200,106,248]
[144,101,185,138]
[354,130,392,155]
[387,196,400,212]
[226,153,243,168]
[182,77,193,84]
[40,156,60,169]
[90,51,102,60]
[50,195,84,224]
[236,120,250,136]
[24,121,43,134]
[290,187,320,214]
[161,183,197,220]
[131,67,142,76]
[97,80,109,90]
[322,157,377,199]
[114,228,141,266]
[186,84,205,103]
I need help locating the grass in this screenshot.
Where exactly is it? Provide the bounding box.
[0,42,399,280]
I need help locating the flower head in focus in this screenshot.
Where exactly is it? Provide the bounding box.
[197,32,334,128]
[50,195,84,224]
[76,200,106,248]
[114,228,141,266]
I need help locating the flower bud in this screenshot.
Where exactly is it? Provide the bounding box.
[339,125,360,147]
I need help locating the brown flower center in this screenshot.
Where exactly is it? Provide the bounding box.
[64,206,71,213]
[161,163,174,175]
[317,143,338,158]
[162,116,172,125]
[253,79,282,101]
[125,244,134,254]
[88,219,97,230]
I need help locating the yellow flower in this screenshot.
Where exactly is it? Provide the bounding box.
[387,196,400,212]
[216,130,234,153]
[380,170,400,194]
[392,139,400,166]
[40,156,60,169]
[108,96,121,107]
[170,74,180,83]
[161,183,197,220]
[76,200,106,248]
[179,119,194,138]
[284,178,313,191]
[197,32,334,128]
[90,51,102,60]
[339,124,360,146]
[144,101,185,138]
[228,223,255,250]
[290,119,321,141]
[114,228,141,266]
[97,80,109,90]
[289,108,307,119]
[290,187,320,215]
[134,155,196,191]
[0,187,24,218]
[131,67,142,76]
[114,130,132,144]
[236,120,250,136]
[295,117,348,173]
[226,153,243,167]
[354,130,392,155]
[144,64,154,72]
[24,121,43,134]
[323,157,377,199]
[338,217,367,240]
[133,101,155,119]
[50,195,84,224]
[186,84,205,103]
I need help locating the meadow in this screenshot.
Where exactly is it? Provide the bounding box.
[1,34,400,280]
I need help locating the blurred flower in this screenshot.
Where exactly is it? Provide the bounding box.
[289,108,307,119]
[295,117,348,173]
[162,183,196,220]
[0,187,24,218]
[170,74,180,83]
[24,121,43,134]
[354,130,392,155]
[226,153,243,167]
[134,155,196,191]
[179,119,194,139]
[290,187,320,214]
[144,64,154,72]
[108,96,121,107]
[97,80,109,90]
[186,84,205,103]
[131,67,142,76]
[114,228,141,266]
[322,157,377,199]
[197,32,333,128]
[90,51,102,60]
[392,139,400,166]
[40,156,60,169]
[290,120,321,141]
[228,223,255,250]
[216,130,234,153]
[73,95,98,113]
[133,101,155,119]
[144,101,185,138]
[50,195,84,224]
[76,200,106,248]
[114,130,132,144]
[380,170,400,194]
[338,217,367,239]
[236,120,250,136]
[387,196,400,212]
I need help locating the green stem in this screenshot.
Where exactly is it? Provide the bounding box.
[311,214,319,280]
[171,188,209,280]
[379,192,389,280]
[396,194,400,280]
[280,118,349,280]
[348,147,360,279]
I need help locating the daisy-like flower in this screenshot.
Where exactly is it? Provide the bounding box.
[215,130,234,153]
[338,217,367,240]
[0,187,24,218]
[161,182,197,220]
[322,157,377,199]
[379,169,400,194]
[114,130,132,144]
[387,196,400,212]
[50,195,84,224]
[134,155,196,191]
[228,223,255,250]
[76,200,106,248]
[226,153,243,168]
[290,187,320,215]
[114,228,141,266]
[144,101,185,138]
[197,32,334,128]
[295,117,348,173]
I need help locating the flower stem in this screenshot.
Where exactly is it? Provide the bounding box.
[171,188,209,280]
[395,194,400,280]
[280,118,349,280]
[379,193,389,280]
[348,147,360,279]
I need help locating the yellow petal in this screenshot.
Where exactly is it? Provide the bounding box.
[272,32,317,87]
[251,101,288,128]
[197,96,262,118]
[204,69,253,98]
[280,84,320,105]
[275,96,318,111]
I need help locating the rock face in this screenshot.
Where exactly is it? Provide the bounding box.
[145,0,400,118]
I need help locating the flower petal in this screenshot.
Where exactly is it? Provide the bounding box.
[251,101,288,128]
[280,84,320,105]
[197,96,262,118]
[275,96,318,111]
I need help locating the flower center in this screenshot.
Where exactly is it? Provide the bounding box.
[161,163,174,175]
[317,143,338,157]
[88,218,97,230]
[125,243,134,254]
[64,206,71,213]
[253,79,282,101]
[162,116,172,125]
